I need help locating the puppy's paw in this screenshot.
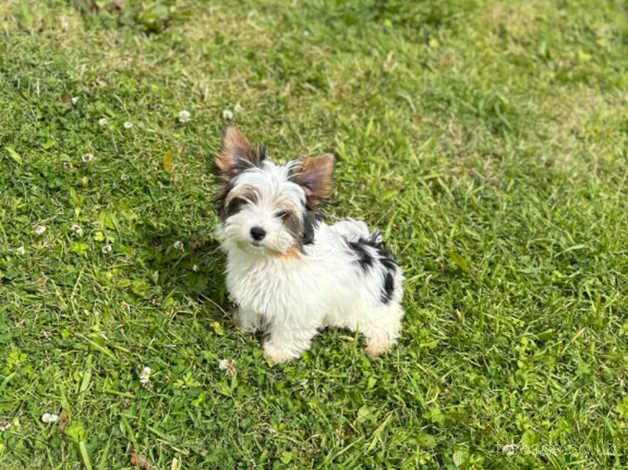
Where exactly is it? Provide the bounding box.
[365,338,392,357]
[263,342,295,364]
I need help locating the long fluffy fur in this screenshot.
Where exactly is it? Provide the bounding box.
[214,127,404,363]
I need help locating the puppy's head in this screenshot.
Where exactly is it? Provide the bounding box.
[214,127,334,257]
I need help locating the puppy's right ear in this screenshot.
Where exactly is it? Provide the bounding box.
[290,153,335,212]
[214,127,265,179]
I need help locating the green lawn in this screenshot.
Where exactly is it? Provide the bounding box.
[1,0,626,468]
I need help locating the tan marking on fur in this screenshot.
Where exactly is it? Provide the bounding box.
[225,186,257,205]
[290,154,334,209]
[214,127,265,219]
[279,245,301,260]
[214,127,263,176]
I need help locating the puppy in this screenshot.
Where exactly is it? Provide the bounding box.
[214,127,404,363]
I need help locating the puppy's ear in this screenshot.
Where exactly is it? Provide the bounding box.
[214,127,265,179]
[291,153,334,210]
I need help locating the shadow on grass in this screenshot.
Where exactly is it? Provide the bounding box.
[135,223,230,316]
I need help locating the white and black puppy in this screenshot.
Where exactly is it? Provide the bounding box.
[214,127,404,363]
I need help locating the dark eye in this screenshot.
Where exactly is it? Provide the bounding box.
[275,210,289,219]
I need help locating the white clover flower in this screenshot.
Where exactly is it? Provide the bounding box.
[81,153,94,163]
[173,240,184,251]
[192,264,199,272]
[63,161,73,170]
[123,121,133,129]
[70,224,83,236]
[0,421,11,432]
[41,413,59,424]
[222,109,233,120]
[16,246,25,255]
[233,103,243,113]
[34,225,46,235]
[139,366,151,388]
[98,117,107,126]
[120,174,129,182]
[71,96,78,105]
[218,359,236,375]
[101,244,112,254]
[178,109,191,123]
[502,444,519,456]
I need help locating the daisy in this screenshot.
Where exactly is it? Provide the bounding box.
[70,224,83,236]
[502,444,519,456]
[178,110,191,123]
[41,413,59,424]
[218,359,236,376]
[139,367,151,388]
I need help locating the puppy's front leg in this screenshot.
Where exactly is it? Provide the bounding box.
[263,323,317,363]
[234,306,263,333]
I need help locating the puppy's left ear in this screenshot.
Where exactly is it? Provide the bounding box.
[291,153,335,210]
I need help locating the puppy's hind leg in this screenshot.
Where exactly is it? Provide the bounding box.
[361,304,403,357]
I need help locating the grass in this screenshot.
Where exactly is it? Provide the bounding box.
[0,0,626,467]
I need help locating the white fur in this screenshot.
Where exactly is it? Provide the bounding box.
[216,160,404,363]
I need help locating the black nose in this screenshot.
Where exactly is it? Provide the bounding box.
[250,226,266,241]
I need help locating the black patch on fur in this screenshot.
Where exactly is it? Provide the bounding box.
[214,180,234,219]
[215,183,258,221]
[282,211,302,241]
[230,158,254,175]
[225,197,247,217]
[381,271,395,304]
[348,240,374,271]
[345,231,398,304]
[303,211,318,245]
[376,247,397,272]
[278,207,319,250]
[258,146,266,162]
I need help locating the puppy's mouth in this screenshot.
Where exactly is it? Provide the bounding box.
[238,239,266,252]
[236,239,274,254]
[237,239,299,259]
